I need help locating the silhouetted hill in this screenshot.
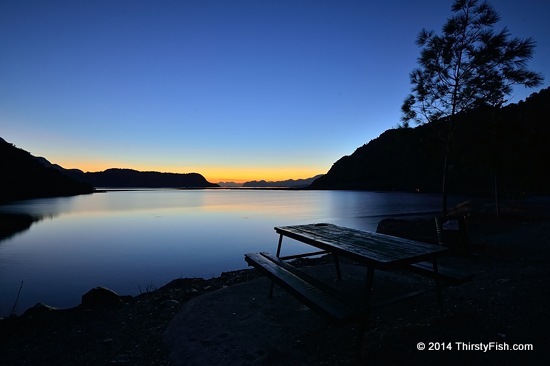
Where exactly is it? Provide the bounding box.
[0,138,94,203]
[66,168,219,188]
[242,175,324,188]
[217,182,243,188]
[33,157,218,188]
[310,87,550,195]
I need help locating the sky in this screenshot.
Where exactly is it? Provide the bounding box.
[1,0,549,183]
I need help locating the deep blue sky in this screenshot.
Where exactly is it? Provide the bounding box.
[1,0,548,182]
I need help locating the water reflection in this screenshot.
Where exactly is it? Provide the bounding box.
[0,189,466,315]
[0,213,42,242]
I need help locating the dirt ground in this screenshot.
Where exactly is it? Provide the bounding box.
[1,197,549,365]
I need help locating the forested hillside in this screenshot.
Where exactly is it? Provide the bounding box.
[310,87,550,195]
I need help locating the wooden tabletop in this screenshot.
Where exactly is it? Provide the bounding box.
[275,223,448,269]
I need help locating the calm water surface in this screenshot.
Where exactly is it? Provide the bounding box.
[0,189,461,315]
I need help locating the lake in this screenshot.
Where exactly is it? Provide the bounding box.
[0,189,463,316]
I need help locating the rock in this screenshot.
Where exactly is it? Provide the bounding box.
[22,302,59,317]
[80,287,124,308]
[161,299,180,308]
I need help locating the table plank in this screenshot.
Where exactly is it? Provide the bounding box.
[275,223,448,269]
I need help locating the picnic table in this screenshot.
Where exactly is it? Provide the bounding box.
[245,223,465,354]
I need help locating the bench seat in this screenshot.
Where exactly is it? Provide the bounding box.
[244,252,360,324]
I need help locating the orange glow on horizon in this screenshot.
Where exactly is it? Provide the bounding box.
[201,166,324,184]
[56,159,324,184]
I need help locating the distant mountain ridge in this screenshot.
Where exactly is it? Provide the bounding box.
[242,175,324,188]
[35,158,218,188]
[1,137,219,203]
[0,138,94,203]
[310,87,550,194]
[216,181,243,188]
[68,168,219,188]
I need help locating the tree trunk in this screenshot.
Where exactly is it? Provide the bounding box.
[441,114,456,219]
[490,107,501,220]
[442,152,449,218]
[494,173,500,219]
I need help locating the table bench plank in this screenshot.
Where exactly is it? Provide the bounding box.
[244,252,359,323]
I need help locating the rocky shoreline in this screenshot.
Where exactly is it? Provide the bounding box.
[1,197,549,365]
[0,266,265,365]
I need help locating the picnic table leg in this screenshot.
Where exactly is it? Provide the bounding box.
[275,234,284,257]
[432,260,444,315]
[355,266,375,359]
[269,234,285,298]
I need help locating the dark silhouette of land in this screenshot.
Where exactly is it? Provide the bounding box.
[242,174,323,188]
[310,87,550,195]
[0,137,219,205]
[0,138,94,204]
[34,157,219,189]
[64,168,219,188]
